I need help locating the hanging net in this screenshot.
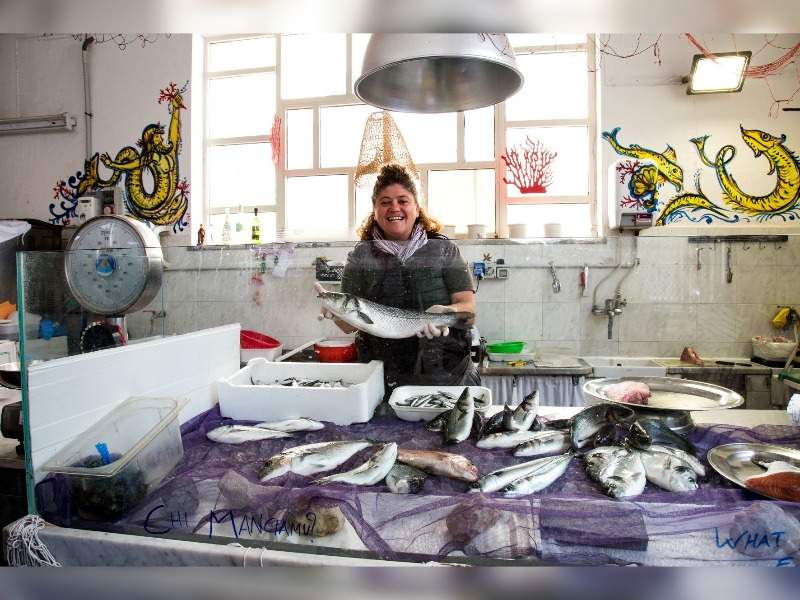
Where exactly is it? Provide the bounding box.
[354,112,419,188]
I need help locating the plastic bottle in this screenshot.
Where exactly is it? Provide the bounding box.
[234,205,245,243]
[251,208,261,244]
[221,208,232,244]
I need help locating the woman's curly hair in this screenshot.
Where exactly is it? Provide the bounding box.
[356,164,442,240]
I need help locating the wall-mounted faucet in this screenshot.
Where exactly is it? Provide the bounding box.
[592,294,626,340]
[548,262,561,294]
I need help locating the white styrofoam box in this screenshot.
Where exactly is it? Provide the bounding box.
[241,345,283,363]
[388,385,492,422]
[217,358,385,425]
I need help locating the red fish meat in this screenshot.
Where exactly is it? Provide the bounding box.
[606,381,651,405]
[745,461,800,502]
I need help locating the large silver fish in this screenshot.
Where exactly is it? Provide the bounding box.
[500,453,573,496]
[513,431,571,457]
[570,403,635,449]
[258,440,373,481]
[481,401,515,437]
[395,448,480,482]
[206,425,294,445]
[254,418,325,433]
[443,387,479,445]
[645,444,706,477]
[637,448,698,492]
[585,446,646,498]
[314,442,398,486]
[385,463,428,494]
[475,456,568,494]
[315,282,472,339]
[509,390,539,431]
[475,429,542,450]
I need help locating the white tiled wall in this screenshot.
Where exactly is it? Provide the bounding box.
[131,234,800,359]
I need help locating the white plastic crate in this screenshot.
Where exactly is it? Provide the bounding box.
[216,358,385,425]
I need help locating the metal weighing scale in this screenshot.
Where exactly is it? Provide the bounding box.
[64,215,163,352]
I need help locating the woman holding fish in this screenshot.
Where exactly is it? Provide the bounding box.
[319,164,479,394]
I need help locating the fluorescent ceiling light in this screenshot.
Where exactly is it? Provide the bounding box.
[687,51,751,94]
[0,113,77,135]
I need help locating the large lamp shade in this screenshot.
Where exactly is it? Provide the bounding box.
[355,34,524,113]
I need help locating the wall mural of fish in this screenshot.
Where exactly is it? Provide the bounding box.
[603,126,800,226]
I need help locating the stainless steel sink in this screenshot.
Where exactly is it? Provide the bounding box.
[583,356,667,378]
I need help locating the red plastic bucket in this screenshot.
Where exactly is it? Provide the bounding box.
[240,330,282,362]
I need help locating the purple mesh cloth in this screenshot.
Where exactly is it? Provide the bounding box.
[35,407,800,565]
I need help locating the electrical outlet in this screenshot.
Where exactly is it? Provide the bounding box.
[472,261,486,279]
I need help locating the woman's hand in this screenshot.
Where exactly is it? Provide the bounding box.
[417,304,453,339]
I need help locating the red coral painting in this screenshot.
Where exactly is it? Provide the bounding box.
[502,136,557,194]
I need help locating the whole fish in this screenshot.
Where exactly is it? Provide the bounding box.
[500,453,573,496]
[476,429,542,450]
[481,401,515,436]
[443,387,480,445]
[584,446,628,480]
[585,446,646,498]
[627,418,697,456]
[206,425,294,445]
[258,440,373,481]
[315,282,472,339]
[395,448,480,482]
[385,463,428,494]
[509,390,539,431]
[254,418,325,433]
[474,457,568,494]
[314,442,398,486]
[637,448,699,492]
[646,444,706,477]
[513,431,572,457]
[570,403,635,449]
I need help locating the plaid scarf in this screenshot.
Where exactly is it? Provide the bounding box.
[372,222,428,264]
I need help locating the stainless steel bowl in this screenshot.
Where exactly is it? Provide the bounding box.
[0,361,21,389]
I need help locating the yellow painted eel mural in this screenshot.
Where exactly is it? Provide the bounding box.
[603,126,800,225]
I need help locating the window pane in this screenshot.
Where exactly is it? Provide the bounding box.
[320,104,377,168]
[509,34,586,48]
[352,34,371,83]
[427,170,495,236]
[208,143,275,209]
[507,204,592,237]
[285,175,350,238]
[287,108,313,170]
[505,126,588,197]
[505,51,587,121]
[207,36,276,72]
[391,112,456,164]
[281,34,346,99]
[355,185,374,231]
[208,73,275,138]
[464,106,494,162]
[209,210,276,244]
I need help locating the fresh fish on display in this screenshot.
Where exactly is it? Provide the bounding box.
[315,282,473,339]
[254,418,325,433]
[443,387,481,445]
[251,376,351,388]
[500,453,573,496]
[314,442,398,486]
[385,463,428,494]
[513,431,572,458]
[206,425,295,445]
[570,403,636,449]
[637,448,699,492]
[745,460,800,502]
[395,390,458,409]
[258,440,373,482]
[584,446,646,499]
[646,444,706,477]
[474,456,571,494]
[476,429,543,450]
[592,422,632,447]
[395,448,480,482]
[508,390,539,431]
[627,418,697,456]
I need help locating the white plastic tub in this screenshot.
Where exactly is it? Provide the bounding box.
[40,396,185,521]
[217,358,385,425]
[388,385,492,422]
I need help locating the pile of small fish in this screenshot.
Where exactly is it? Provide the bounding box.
[206,418,325,445]
[396,390,488,410]
[250,376,351,388]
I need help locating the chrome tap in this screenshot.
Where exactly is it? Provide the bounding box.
[592,292,626,339]
[548,262,561,294]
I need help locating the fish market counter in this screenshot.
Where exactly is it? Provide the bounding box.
[10,406,800,567]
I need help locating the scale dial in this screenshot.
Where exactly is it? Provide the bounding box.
[64,216,163,316]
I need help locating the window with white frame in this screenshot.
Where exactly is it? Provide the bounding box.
[203,33,596,242]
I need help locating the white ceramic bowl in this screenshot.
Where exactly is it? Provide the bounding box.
[388,385,492,422]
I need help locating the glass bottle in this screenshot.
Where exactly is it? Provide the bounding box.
[251,207,261,244]
[221,208,232,244]
[234,204,245,243]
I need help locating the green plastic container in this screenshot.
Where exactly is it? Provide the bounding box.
[487,341,524,354]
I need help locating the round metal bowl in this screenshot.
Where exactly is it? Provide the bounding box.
[0,361,21,389]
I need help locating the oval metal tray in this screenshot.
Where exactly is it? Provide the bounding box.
[583,376,743,411]
[708,443,800,502]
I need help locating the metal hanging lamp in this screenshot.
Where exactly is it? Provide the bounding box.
[355,34,524,113]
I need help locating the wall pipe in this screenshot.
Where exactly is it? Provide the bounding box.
[81,35,94,161]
